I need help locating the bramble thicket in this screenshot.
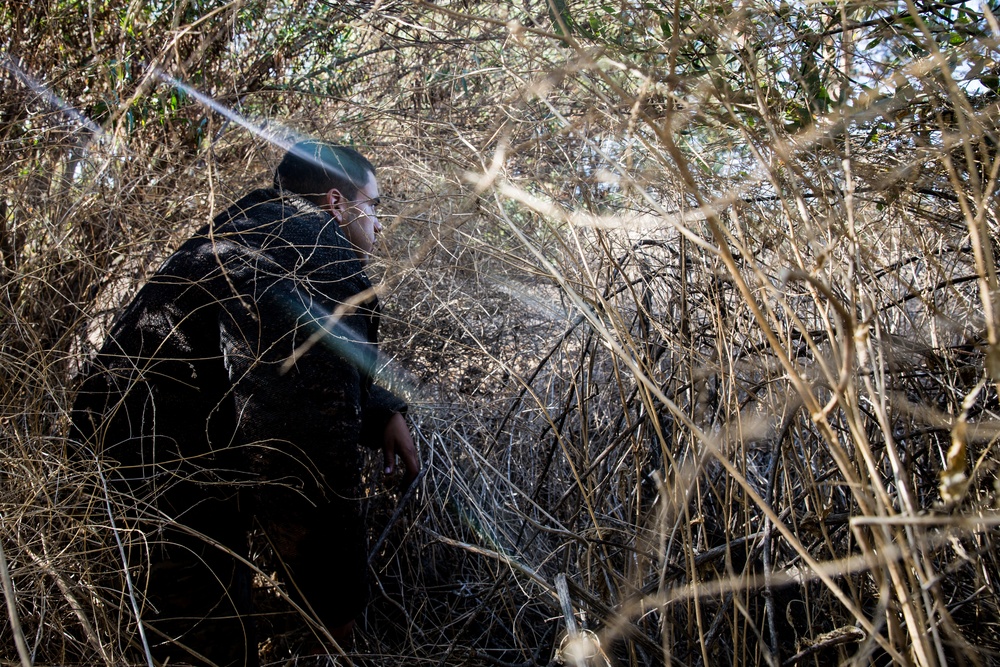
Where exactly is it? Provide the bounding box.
[3,1,1000,665]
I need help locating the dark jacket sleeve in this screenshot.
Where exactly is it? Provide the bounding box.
[361,383,408,449]
[217,257,373,493]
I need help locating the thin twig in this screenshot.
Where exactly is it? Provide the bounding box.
[0,534,32,667]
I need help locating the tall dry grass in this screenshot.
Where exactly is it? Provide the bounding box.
[3,1,1000,665]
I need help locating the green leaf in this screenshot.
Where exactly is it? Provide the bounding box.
[548,0,572,36]
[589,14,602,37]
[660,17,671,39]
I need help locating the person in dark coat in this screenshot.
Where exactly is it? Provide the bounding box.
[72,140,420,666]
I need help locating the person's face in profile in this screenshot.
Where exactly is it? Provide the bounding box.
[325,172,382,264]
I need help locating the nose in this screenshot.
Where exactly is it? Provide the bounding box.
[374,217,383,234]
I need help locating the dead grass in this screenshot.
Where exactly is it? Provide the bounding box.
[4,1,1000,665]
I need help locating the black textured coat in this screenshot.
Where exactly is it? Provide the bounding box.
[71,188,406,661]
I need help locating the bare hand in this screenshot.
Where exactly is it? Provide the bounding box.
[381,412,419,487]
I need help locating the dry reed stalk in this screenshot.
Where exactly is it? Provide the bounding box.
[4,1,1000,665]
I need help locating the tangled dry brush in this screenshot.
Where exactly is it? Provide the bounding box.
[3,1,1000,665]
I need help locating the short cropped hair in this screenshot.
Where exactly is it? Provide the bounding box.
[274,140,375,202]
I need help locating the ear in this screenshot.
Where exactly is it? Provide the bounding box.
[323,187,348,223]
